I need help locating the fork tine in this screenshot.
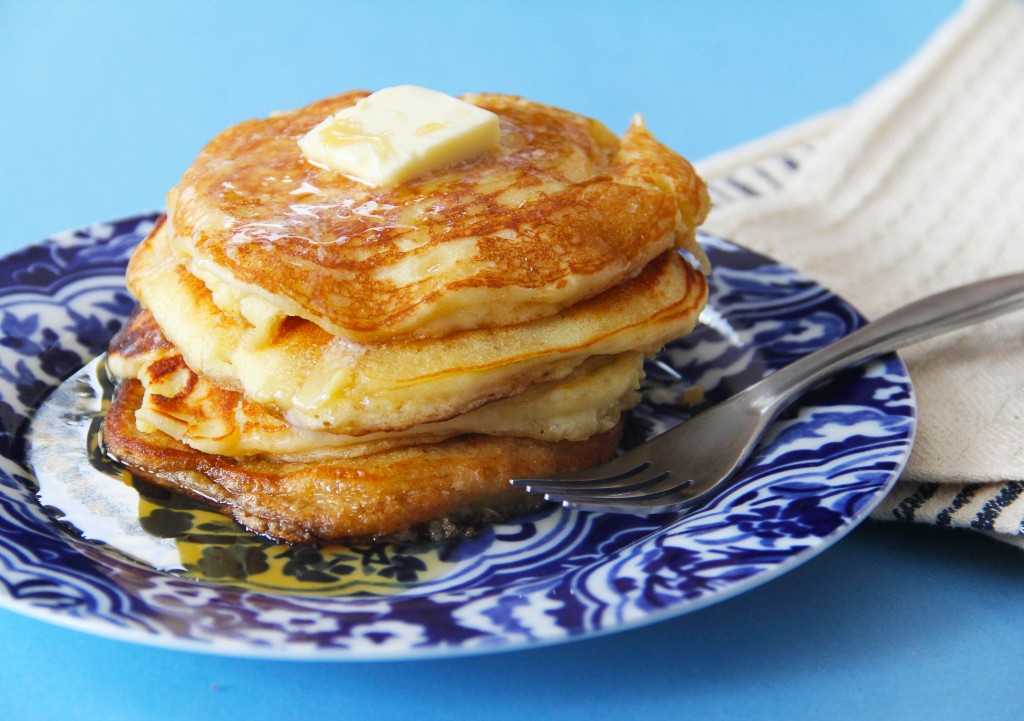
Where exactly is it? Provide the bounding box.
[524,467,675,495]
[509,452,653,490]
[511,463,656,493]
[544,474,693,504]
[547,478,703,515]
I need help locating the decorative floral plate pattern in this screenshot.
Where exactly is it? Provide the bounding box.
[0,214,915,659]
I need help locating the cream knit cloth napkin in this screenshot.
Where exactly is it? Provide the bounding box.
[696,0,1024,544]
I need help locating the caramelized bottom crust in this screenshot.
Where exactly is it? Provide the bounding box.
[102,380,622,545]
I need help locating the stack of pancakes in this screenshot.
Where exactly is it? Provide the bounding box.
[102,90,711,544]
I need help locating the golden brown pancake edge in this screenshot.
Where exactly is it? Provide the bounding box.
[102,379,622,544]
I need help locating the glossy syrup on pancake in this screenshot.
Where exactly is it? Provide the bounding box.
[168,92,710,342]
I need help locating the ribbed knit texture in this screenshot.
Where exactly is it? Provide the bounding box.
[698,0,1024,541]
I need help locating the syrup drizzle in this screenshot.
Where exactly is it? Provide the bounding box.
[29,357,451,596]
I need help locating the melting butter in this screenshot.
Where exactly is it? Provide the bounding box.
[298,85,500,186]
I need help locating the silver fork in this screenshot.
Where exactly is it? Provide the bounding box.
[511,272,1024,514]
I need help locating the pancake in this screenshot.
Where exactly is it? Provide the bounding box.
[125,221,707,435]
[101,87,711,544]
[167,91,710,342]
[103,379,621,544]
[107,307,644,461]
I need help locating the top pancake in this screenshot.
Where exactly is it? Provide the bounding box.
[168,91,710,342]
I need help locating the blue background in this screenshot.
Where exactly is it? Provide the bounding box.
[4,2,1023,720]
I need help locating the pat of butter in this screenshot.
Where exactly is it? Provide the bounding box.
[298,86,500,186]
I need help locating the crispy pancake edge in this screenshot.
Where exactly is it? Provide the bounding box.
[107,311,644,459]
[126,224,708,434]
[102,379,622,544]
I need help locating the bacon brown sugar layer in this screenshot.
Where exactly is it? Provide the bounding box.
[103,379,622,544]
[166,91,710,343]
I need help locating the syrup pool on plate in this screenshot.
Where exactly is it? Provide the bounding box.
[28,356,460,596]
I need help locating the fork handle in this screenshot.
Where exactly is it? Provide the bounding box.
[751,272,1024,414]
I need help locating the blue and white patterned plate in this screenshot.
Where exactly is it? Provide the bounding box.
[0,213,915,659]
